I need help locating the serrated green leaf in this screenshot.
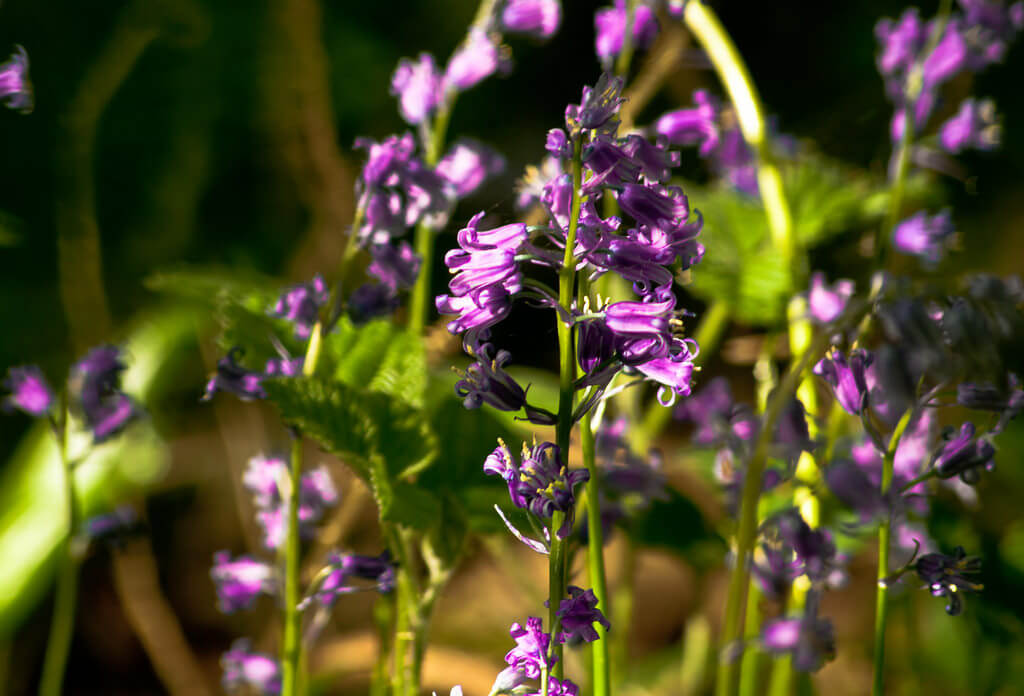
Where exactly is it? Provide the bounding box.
[261,376,437,485]
[325,317,428,408]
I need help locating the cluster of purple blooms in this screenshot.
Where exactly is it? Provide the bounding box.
[211,453,394,693]
[877,0,1022,263]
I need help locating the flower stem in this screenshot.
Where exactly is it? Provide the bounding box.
[580,359,610,696]
[872,408,915,696]
[683,2,794,269]
[613,0,639,78]
[281,434,304,696]
[39,405,77,696]
[737,579,764,696]
[371,593,395,696]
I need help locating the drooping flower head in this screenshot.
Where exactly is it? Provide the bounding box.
[594,0,659,68]
[455,337,557,424]
[761,592,836,672]
[807,272,854,324]
[893,210,955,265]
[655,90,721,156]
[221,639,281,695]
[502,0,562,40]
[913,546,983,615]
[932,422,996,484]
[203,348,267,402]
[0,46,32,113]
[445,29,503,91]
[2,365,54,417]
[71,345,140,443]
[504,616,554,679]
[940,97,1001,153]
[436,138,506,198]
[211,551,276,613]
[391,53,443,125]
[813,348,873,415]
[304,551,395,608]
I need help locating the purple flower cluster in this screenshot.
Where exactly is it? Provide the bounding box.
[760,592,836,673]
[71,346,142,443]
[303,551,395,608]
[594,0,659,68]
[492,616,580,696]
[484,440,589,542]
[242,454,339,550]
[0,46,32,113]
[270,275,329,340]
[211,551,276,613]
[876,2,1022,155]
[554,585,610,644]
[221,639,281,695]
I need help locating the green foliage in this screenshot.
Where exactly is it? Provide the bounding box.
[323,317,428,409]
[629,488,724,571]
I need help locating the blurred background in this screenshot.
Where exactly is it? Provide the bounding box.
[1,0,1023,694]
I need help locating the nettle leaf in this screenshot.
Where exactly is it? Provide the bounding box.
[262,376,438,486]
[324,317,428,409]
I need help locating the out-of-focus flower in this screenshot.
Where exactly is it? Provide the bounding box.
[893,210,955,264]
[71,345,140,442]
[436,138,506,198]
[501,0,562,39]
[203,348,266,402]
[655,90,720,155]
[761,592,835,672]
[304,551,395,608]
[913,546,982,615]
[391,53,443,125]
[940,98,1001,153]
[211,552,276,613]
[2,365,53,417]
[594,0,659,67]
[271,275,329,340]
[807,272,854,324]
[446,30,502,91]
[0,46,32,113]
[221,639,281,695]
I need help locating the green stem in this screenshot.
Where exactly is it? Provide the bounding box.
[371,593,395,696]
[872,408,915,696]
[281,435,304,696]
[613,0,638,78]
[683,2,794,269]
[633,299,731,453]
[610,540,635,687]
[581,399,610,696]
[715,328,838,696]
[39,407,77,696]
[737,578,764,696]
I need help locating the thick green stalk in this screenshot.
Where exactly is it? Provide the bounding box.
[38,409,76,696]
[737,579,764,696]
[633,299,731,453]
[683,3,794,268]
[715,329,835,696]
[281,435,304,696]
[872,409,915,696]
[613,0,638,78]
[371,594,395,696]
[580,379,610,696]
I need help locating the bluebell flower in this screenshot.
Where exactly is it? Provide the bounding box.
[761,592,835,672]
[211,551,276,613]
[304,551,395,608]
[813,348,873,416]
[932,422,996,484]
[656,90,721,155]
[893,210,955,265]
[72,345,140,443]
[806,272,854,324]
[367,241,420,291]
[390,53,442,125]
[554,585,611,644]
[594,0,658,68]
[348,283,400,325]
[445,29,502,91]
[221,639,281,695]
[2,365,54,417]
[501,0,562,39]
[913,546,982,616]
[436,138,506,198]
[203,348,267,402]
[455,338,557,424]
[504,616,554,679]
[271,275,329,340]
[0,46,32,113]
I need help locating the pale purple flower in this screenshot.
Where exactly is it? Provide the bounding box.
[221,639,281,695]
[445,30,501,91]
[807,272,854,324]
[655,90,721,155]
[813,348,873,415]
[604,294,676,365]
[436,283,515,335]
[594,0,659,66]
[271,275,329,340]
[391,53,443,125]
[2,365,53,417]
[436,138,506,198]
[72,345,140,442]
[922,20,969,87]
[940,98,1001,153]
[0,46,32,113]
[504,616,554,679]
[305,551,395,607]
[761,592,835,672]
[635,338,698,406]
[211,551,276,613]
[893,210,955,264]
[502,0,562,39]
[368,241,421,291]
[875,9,926,81]
[243,456,339,550]
[516,156,563,209]
[443,212,526,299]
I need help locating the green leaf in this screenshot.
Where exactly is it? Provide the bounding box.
[385,482,441,530]
[261,376,438,484]
[324,317,428,408]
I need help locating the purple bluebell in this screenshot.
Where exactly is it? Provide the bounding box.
[921,20,969,87]
[773,509,837,584]
[875,9,926,83]
[567,73,625,133]
[594,0,659,66]
[584,135,642,187]
[622,134,681,184]
[545,128,572,159]
[306,551,395,607]
[348,283,400,325]
[83,505,138,547]
[264,356,304,377]
[603,294,676,365]
[761,592,835,672]
[436,138,506,198]
[752,542,800,601]
[484,440,589,539]
[271,274,328,339]
[893,210,955,264]
[221,639,281,695]
[890,90,937,143]
[436,283,515,335]
[203,348,266,402]
[554,585,611,644]
[391,53,443,125]
[577,319,618,385]
[932,422,996,483]
[211,551,276,613]
[813,348,873,415]
[940,98,1001,153]
[710,126,759,195]
[675,376,735,445]
[501,0,562,39]
[913,546,982,615]
[504,616,554,679]
[356,132,416,189]
[635,337,698,406]
[0,46,31,113]
[595,419,668,509]
[616,184,689,232]
[2,365,53,417]
[243,456,339,549]
[957,0,1024,69]
[72,345,140,442]
[527,677,579,696]
[445,30,501,91]
[456,338,557,424]
[368,241,420,291]
[655,90,721,155]
[443,213,526,299]
[807,272,854,324]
